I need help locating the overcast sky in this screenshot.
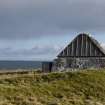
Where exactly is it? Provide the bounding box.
[0,0,105,60]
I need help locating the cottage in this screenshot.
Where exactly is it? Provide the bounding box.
[42,33,105,72]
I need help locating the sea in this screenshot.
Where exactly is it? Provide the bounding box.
[0,61,42,70]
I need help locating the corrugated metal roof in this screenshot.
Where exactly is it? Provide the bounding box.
[58,33,105,57]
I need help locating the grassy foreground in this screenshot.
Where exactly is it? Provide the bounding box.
[0,70,105,105]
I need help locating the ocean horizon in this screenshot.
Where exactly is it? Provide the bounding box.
[0,61,43,70]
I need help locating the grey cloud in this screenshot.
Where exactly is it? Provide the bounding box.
[0,0,105,39]
[0,45,60,59]
[21,45,59,56]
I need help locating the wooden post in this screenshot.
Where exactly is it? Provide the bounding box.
[86,35,88,56]
[81,34,83,56]
[90,42,91,56]
[76,37,78,56]
[67,47,69,56]
[72,42,74,56]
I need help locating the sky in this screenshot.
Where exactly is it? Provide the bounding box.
[0,0,105,61]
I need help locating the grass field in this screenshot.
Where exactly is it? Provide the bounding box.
[0,70,105,105]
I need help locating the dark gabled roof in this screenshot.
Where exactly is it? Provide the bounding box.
[58,33,105,57]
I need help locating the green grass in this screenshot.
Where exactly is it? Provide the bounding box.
[0,70,105,105]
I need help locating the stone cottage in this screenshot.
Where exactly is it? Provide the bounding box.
[42,33,105,72]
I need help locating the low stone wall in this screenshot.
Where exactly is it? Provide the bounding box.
[52,57,105,71]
